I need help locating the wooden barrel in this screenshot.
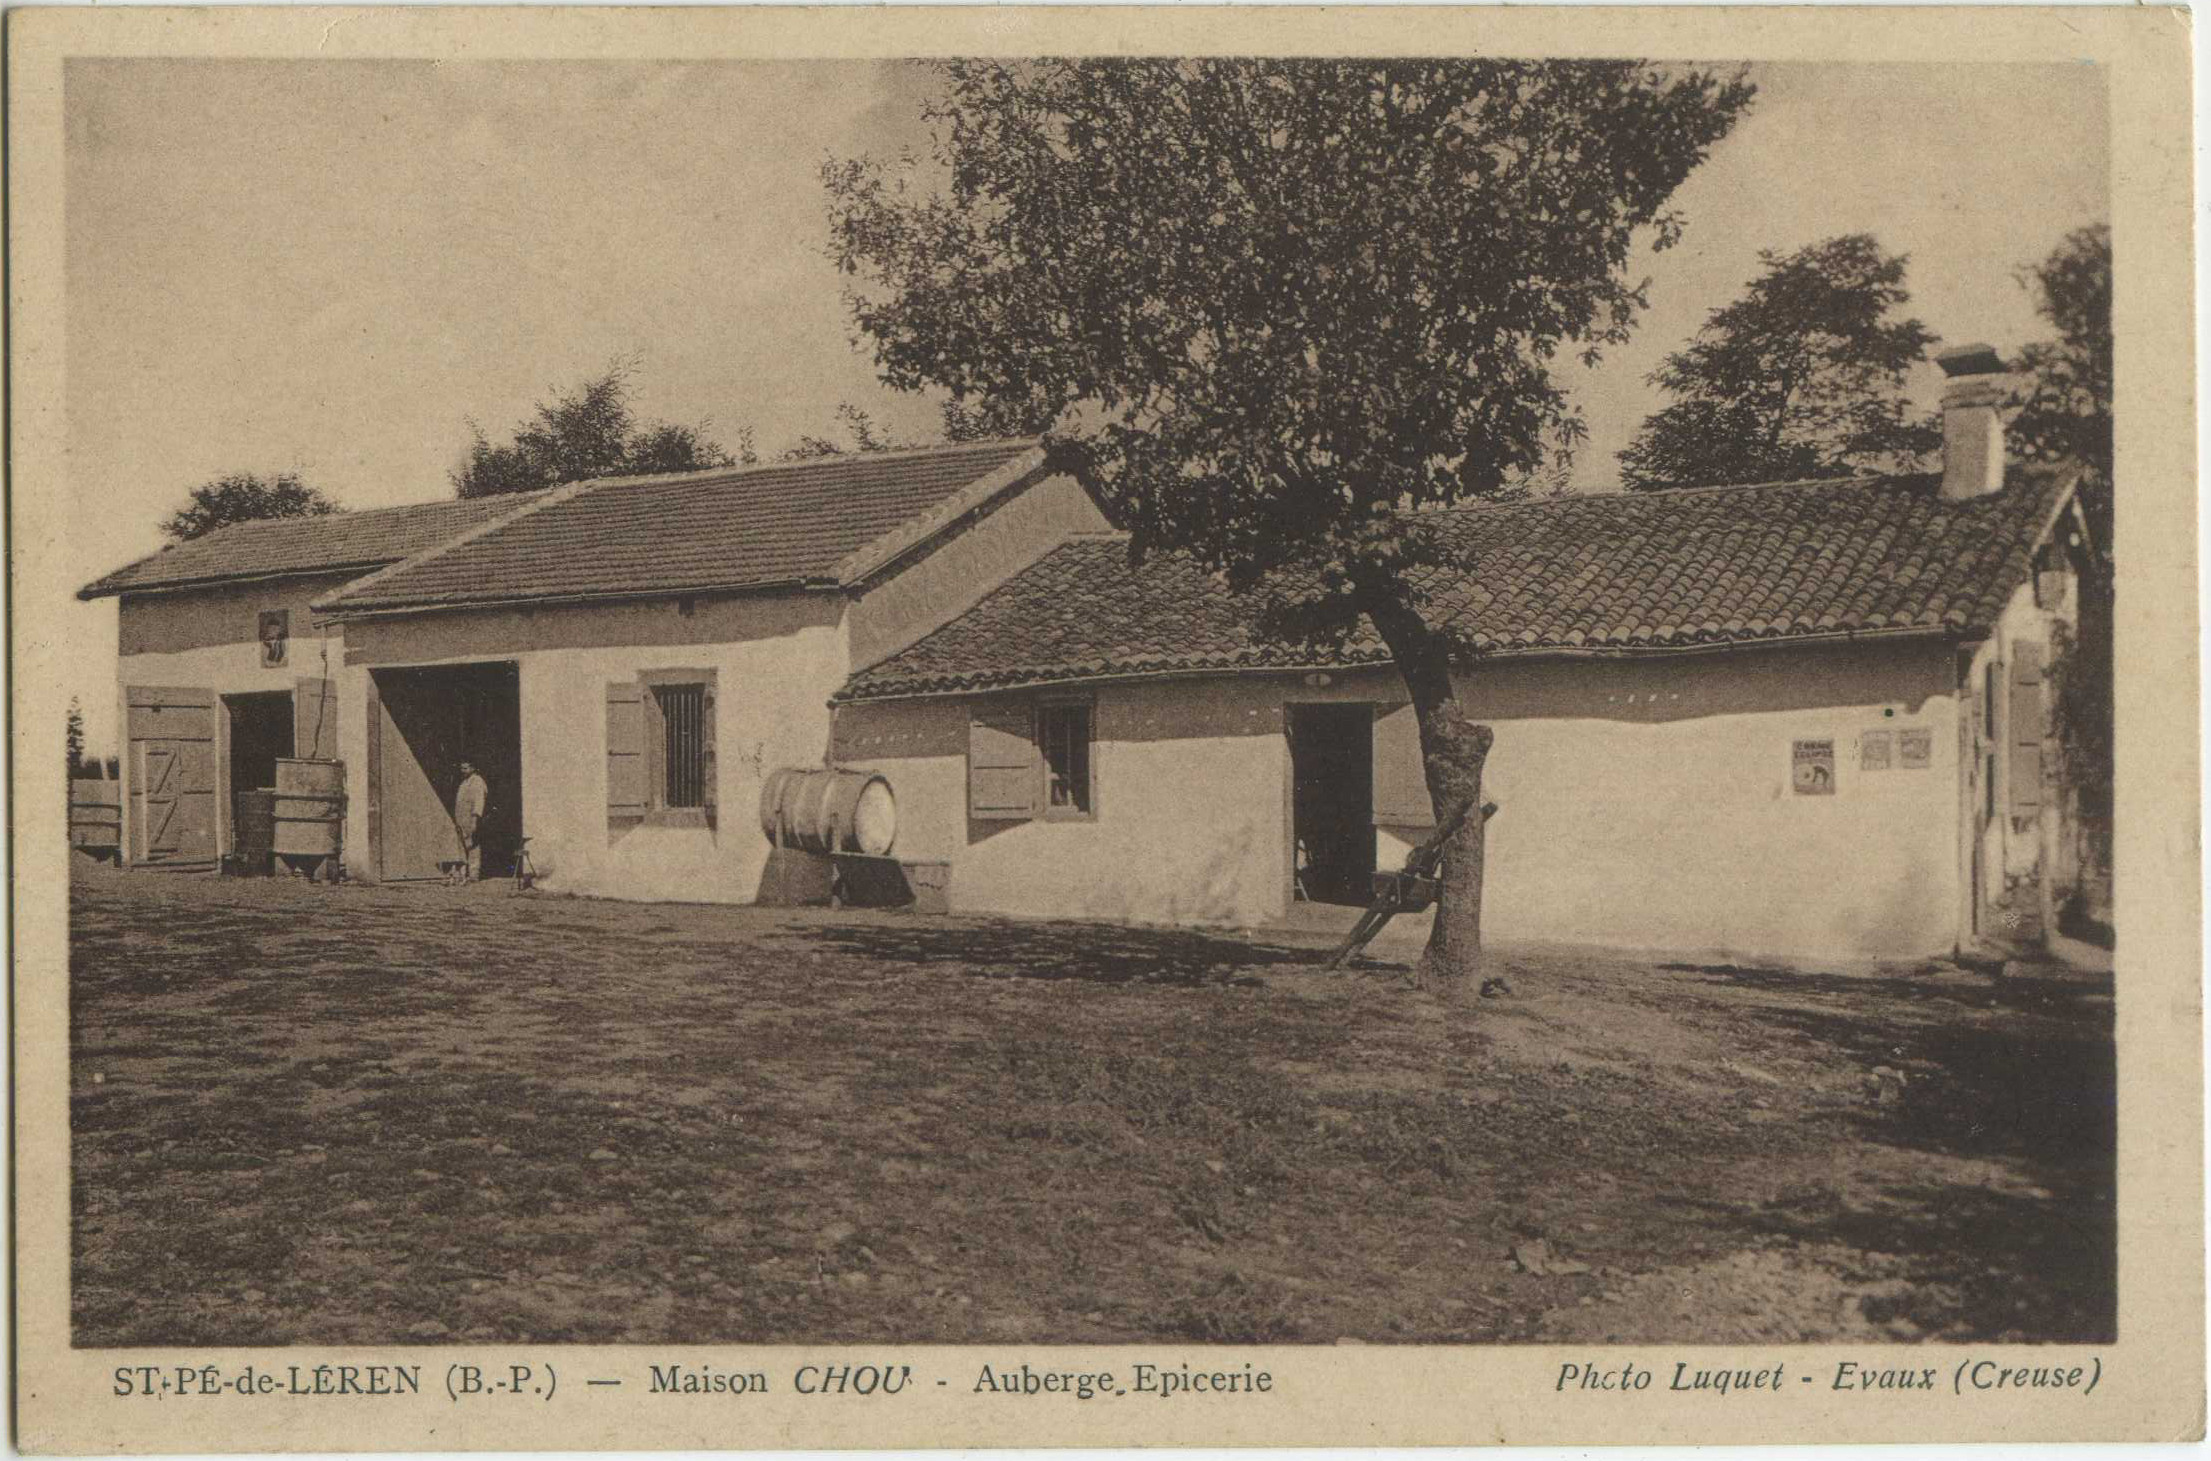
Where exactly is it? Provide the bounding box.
[759,766,896,856]
[272,758,345,857]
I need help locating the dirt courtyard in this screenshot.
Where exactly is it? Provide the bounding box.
[69,862,2115,1347]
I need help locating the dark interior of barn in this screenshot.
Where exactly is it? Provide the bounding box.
[371,661,523,879]
[224,690,294,852]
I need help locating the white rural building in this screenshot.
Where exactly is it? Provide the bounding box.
[83,351,2099,960]
[828,351,2099,959]
[81,440,1106,900]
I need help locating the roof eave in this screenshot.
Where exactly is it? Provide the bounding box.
[833,620,1981,705]
[315,575,844,623]
[78,560,405,602]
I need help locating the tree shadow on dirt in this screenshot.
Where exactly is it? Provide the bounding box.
[793,918,1311,988]
[1668,966,2114,1164]
[1663,1175,2115,1342]
[1651,961,2115,1342]
[1657,959,2113,1022]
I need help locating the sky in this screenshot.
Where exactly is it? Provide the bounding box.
[60,58,2107,753]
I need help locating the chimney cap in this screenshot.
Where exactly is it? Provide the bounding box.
[1937,343,2006,379]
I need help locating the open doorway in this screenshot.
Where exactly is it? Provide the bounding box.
[370,662,522,880]
[1288,702,1375,906]
[224,691,294,853]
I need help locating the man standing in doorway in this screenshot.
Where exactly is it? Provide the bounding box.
[453,760,489,883]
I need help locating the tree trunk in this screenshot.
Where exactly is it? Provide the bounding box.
[1365,593,1493,993]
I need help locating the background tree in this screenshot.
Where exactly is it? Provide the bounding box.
[451,359,746,498]
[160,470,339,543]
[1619,234,1939,490]
[2010,224,2112,546]
[66,698,86,780]
[825,59,1755,987]
[784,403,899,460]
[2012,224,2113,912]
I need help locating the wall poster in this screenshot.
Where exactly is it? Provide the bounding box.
[1791,738,1836,795]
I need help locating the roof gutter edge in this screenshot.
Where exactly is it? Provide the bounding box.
[315,576,842,622]
[78,560,409,602]
[832,621,1981,705]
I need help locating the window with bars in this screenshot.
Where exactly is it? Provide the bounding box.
[655,683,707,809]
[614,669,716,829]
[1038,701,1092,816]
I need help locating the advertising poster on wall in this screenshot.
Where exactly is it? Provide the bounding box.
[1792,737,1837,795]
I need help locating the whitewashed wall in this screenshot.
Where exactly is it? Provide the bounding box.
[339,594,847,902]
[836,681,1291,927]
[1957,574,2074,932]
[836,637,1970,960]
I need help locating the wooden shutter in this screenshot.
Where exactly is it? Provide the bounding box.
[607,680,647,833]
[700,678,719,826]
[968,705,1039,818]
[293,677,339,761]
[1371,702,1435,827]
[2009,642,2046,819]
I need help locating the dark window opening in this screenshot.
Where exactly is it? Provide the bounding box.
[1039,702,1091,815]
[656,683,707,809]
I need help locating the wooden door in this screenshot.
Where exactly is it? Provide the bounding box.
[126,686,217,868]
[372,670,462,880]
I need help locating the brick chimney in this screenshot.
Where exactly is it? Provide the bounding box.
[1936,343,2007,499]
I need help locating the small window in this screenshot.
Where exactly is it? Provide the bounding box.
[1038,701,1093,816]
[654,683,708,809]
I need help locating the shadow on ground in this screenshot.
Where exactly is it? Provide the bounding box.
[794,916,1311,988]
[1648,958,2116,1342]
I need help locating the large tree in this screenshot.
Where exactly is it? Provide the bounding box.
[1619,234,1939,490]
[160,470,339,543]
[451,360,746,498]
[825,59,1754,987]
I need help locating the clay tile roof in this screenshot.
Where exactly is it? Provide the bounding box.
[76,491,554,600]
[315,440,1044,615]
[835,466,2078,703]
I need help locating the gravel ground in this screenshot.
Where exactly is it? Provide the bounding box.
[70,860,2114,1346]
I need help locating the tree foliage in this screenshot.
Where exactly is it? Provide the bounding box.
[1619,234,1940,490]
[2016,225,2114,889]
[829,61,1752,594]
[784,403,899,460]
[2011,224,2112,573]
[160,471,339,543]
[66,697,86,779]
[451,360,745,498]
[825,59,1754,982]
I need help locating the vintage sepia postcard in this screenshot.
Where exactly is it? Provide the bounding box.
[9,5,2201,1451]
